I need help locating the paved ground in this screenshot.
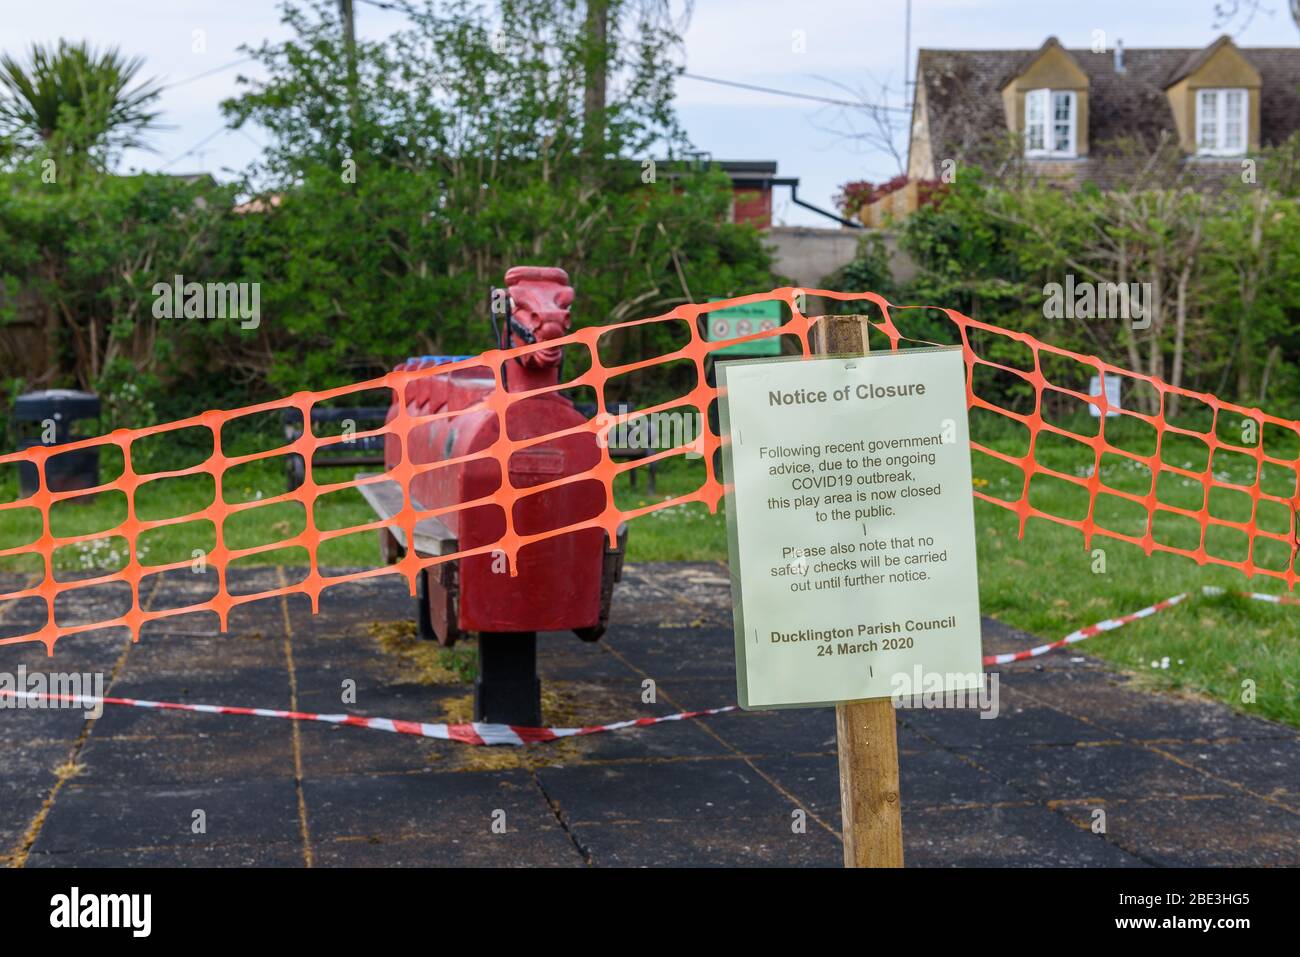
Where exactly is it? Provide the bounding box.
[0,562,1296,867]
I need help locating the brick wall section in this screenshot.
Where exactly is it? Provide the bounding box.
[732,187,772,228]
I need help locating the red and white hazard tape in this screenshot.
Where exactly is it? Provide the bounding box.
[1202,585,1300,606]
[982,592,1192,665]
[2,588,1291,740]
[0,688,736,747]
[982,585,1296,666]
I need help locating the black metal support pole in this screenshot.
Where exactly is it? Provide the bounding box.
[415,569,436,641]
[475,632,542,726]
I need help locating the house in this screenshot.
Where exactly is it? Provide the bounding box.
[904,34,1300,196]
[716,160,779,226]
[662,158,875,309]
[703,160,856,230]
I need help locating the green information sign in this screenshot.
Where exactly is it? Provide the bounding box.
[705,299,783,356]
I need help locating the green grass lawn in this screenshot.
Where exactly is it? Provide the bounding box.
[2,416,1296,726]
[0,453,380,574]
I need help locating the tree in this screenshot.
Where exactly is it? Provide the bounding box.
[218,0,773,395]
[1204,187,1300,405]
[849,141,1300,417]
[1213,1,1300,35]
[0,40,162,173]
[0,165,235,394]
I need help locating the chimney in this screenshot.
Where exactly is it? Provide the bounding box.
[1114,39,1126,74]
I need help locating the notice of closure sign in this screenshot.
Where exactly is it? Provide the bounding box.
[719,347,983,709]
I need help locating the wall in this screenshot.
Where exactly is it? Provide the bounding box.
[732,187,773,228]
[859,181,921,228]
[766,225,861,289]
[766,226,917,311]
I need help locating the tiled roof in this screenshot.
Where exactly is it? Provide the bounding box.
[914,39,1300,186]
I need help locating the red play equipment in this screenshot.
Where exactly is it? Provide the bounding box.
[367,266,627,725]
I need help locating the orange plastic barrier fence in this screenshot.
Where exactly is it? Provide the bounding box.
[1,288,1297,654]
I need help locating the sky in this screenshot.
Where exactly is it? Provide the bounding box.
[4,0,1298,225]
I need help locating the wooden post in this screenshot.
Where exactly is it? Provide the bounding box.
[812,315,905,868]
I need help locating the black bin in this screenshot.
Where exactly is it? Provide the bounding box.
[12,390,102,498]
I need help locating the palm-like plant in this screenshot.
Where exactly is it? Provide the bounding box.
[0,40,162,167]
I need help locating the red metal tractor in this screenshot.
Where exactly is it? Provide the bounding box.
[361,267,626,725]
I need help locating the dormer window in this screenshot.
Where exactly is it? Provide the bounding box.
[1196,88,1247,155]
[1025,88,1077,157]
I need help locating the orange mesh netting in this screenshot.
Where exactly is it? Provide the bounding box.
[1,287,1297,654]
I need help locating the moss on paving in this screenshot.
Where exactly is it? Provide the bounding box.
[367,620,478,685]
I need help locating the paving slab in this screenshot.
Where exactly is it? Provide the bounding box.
[27,779,303,858]
[309,832,585,867]
[0,562,1295,868]
[1007,667,1295,742]
[303,771,579,867]
[1160,738,1300,811]
[1053,795,1300,867]
[601,623,737,681]
[24,840,307,868]
[567,816,843,867]
[537,758,799,826]
[902,804,1147,867]
[961,742,1235,802]
[898,682,1116,749]
[73,727,295,787]
[0,779,55,864]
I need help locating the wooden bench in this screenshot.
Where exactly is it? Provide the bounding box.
[284,407,390,491]
[356,473,461,643]
[574,400,659,494]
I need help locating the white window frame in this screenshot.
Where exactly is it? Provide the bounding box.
[1024,88,1077,158]
[1195,87,1247,156]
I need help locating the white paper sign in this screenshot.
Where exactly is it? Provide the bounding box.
[1088,375,1121,417]
[719,348,984,709]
